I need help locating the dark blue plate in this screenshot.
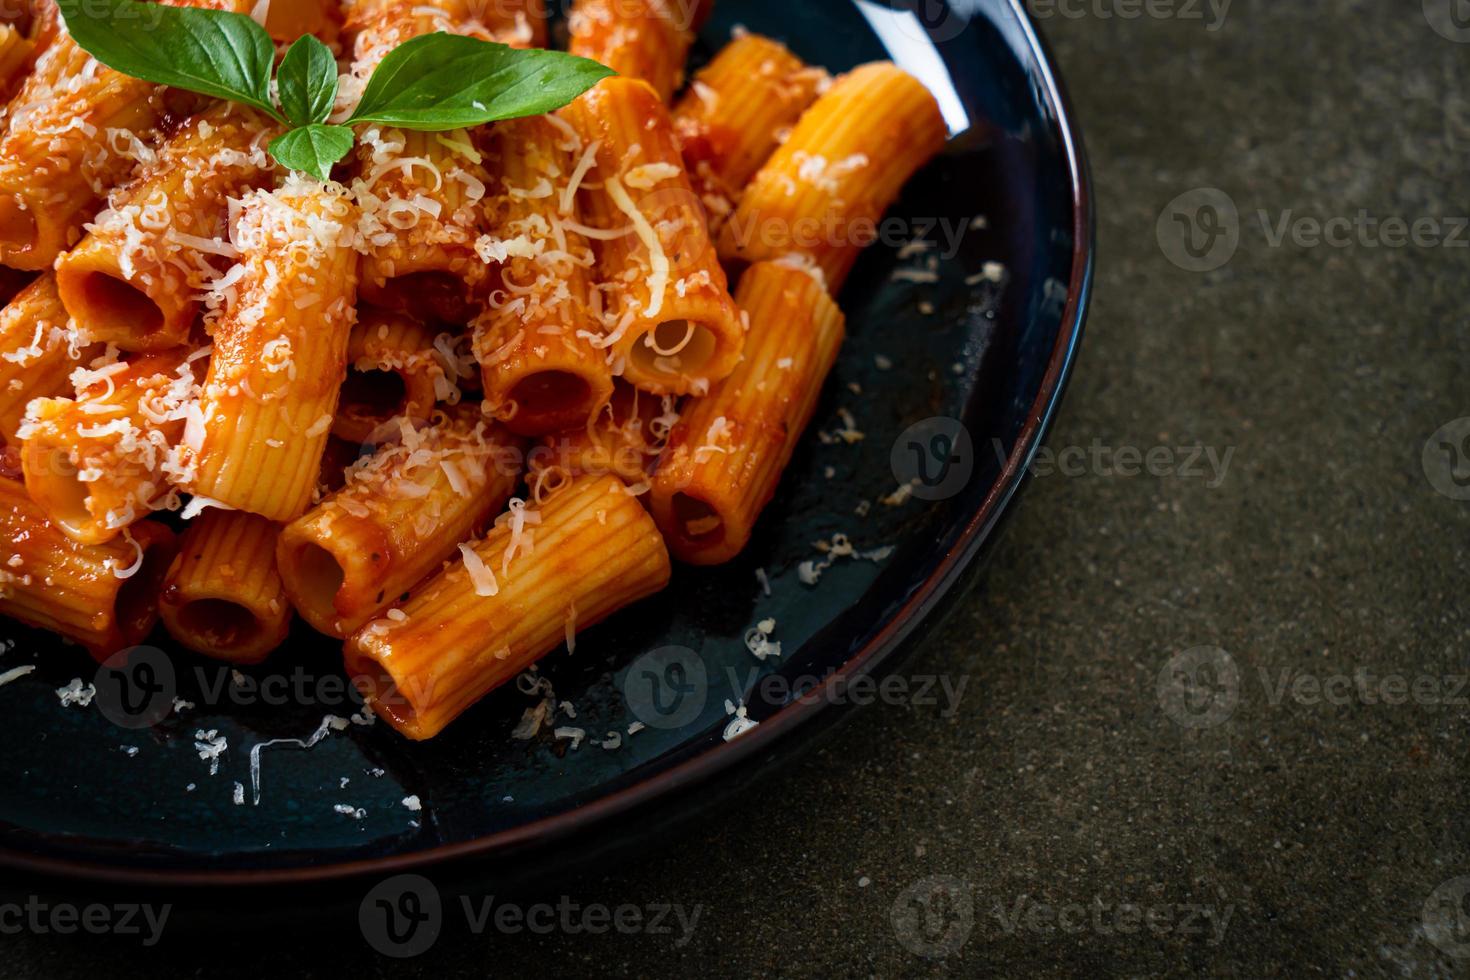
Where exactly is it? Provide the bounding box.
[0,0,1092,886]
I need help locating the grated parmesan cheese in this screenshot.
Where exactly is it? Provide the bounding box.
[603,175,670,319]
[459,542,499,597]
[0,665,35,688]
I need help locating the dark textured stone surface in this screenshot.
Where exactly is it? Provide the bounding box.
[8,1,1470,975]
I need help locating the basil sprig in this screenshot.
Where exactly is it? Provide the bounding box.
[55,0,613,181]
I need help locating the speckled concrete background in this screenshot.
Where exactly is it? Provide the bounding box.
[10,1,1470,976]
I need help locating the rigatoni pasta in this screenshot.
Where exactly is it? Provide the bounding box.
[277,409,523,638]
[19,347,200,545]
[0,0,265,271]
[344,1,499,323]
[568,0,704,102]
[473,114,612,436]
[352,125,495,323]
[671,32,826,228]
[530,380,678,492]
[334,310,448,445]
[55,103,280,352]
[649,261,843,563]
[482,0,549,48]
[0,0,956,741]
[256,0,339,44]
[179,179,360,522]
[158,509,291,664]
[0,29,168,270]
[343,0,542,63]
[562,77,745,395]
[0,0,58,100]
[717,62,947,291]
[0,273,93,444]
[345,473,671,739]
[0,476,175,660]
[386,0,547,48]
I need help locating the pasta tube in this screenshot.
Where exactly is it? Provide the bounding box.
[55,104,280,352]
[257,0,339,44]
[649,261,844,563]
[473,0,548,47]
[377,0,545,47]
[334,310,447,445]
[0,0,60,100]
[0,36,164,270]
[277,409,523,638]
[0,0,254,270]
[345,473,672,739]
[0,23,28,93]
[567,0,708,102]
[158,509,290,664]
[473,115,612,437]
[180,179,361,523]
[561,77,744,395]
[671,33,827,227]
[353,127,494,323]
[0,476,176,660]
[159,511,291,664]
[20,348,201,545]
[0,273,94,444]
[529,381,678,493]
[344,0,542,60]
[345,1,498,323]
[717,62,947,292]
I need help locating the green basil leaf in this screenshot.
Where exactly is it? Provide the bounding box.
[347,33,614,131]
[277,34,340,127]
[56,0,280,120]
[268,125,355,182]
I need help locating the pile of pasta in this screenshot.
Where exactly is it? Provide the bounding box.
[0,0,946,739]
